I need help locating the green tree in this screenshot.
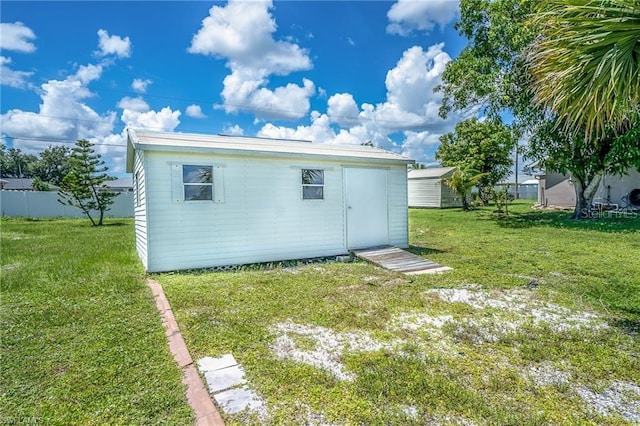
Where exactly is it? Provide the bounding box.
[436,118,516,204]
[437,0,640,218]
[58,139,118,226]
[526,0,640,218]
[1,147,37,178]
[443,167,488,211]
[33,145,71,185]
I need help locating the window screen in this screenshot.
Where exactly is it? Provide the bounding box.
[183,165,213,201]
[302,169,324,200]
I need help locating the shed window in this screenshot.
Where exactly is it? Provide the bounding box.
[134,172,141,207]
[183,165,213,201]
[302,169,324,200]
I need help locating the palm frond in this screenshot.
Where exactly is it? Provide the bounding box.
[528,0,640,140]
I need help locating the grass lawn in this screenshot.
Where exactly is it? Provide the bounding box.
[157,202,640,425]
[1,218,193,425]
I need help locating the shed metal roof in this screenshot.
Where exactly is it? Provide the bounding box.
[126,129,414,172]
[408,167,457,179]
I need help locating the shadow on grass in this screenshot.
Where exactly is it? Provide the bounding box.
[608,318,640,339]
[407,245,446,256]
[490,210,640,233]
[102,222,128,227]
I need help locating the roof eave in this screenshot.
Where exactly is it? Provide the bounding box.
[132,142,414,165]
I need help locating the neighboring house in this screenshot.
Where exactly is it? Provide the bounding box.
[535,169,640,209]
[106,177,134,192]
[495,177,539,200]
[126,129,414,273]
[0,178,59,191]
[407,167,462,208]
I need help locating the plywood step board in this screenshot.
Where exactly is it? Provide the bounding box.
[352,246,452,275]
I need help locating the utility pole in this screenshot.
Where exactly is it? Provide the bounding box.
[514,143,519,199]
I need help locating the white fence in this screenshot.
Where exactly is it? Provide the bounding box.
[0,191,134,218]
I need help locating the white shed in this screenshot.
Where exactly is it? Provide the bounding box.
[125,129,414,272]
[407,167,462,208]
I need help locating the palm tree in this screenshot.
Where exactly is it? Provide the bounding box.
[528,0,640,141]
[443,168,488,211]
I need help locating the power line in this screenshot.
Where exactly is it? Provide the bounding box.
[3,135,126,147]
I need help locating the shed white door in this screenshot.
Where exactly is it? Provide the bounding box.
[345,167,389,249]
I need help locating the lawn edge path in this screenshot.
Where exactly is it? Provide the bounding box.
[147,279,225,426]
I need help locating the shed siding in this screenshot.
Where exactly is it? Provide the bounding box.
[133,150,148,269]
[408,178,442,207]
[388,167,409,247]
[440,183,462,208]
[145,151,367,271]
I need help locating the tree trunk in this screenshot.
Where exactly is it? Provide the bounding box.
[571,173,603,219]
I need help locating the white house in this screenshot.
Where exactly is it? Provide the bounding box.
[407,167,462,208]
[125,129,414,272]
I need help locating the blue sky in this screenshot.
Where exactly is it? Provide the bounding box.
[1,0,472,177]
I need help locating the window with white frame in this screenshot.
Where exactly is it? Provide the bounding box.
[183,165,213,201]
[302,169,324,200]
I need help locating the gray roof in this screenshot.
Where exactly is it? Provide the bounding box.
[408,167,457,179]
[126,129,414,172]
[106,177,133,189]
[0,178,59,191]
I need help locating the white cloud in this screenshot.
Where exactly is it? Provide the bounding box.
[73,63,104,85]
[189,0,314,120]
[222,124,244,135]
[186,104,206,118]
[117,96,149,113]
[400,130,442,163]
[256,43,463,162]
[96,29,131,58]
[327,93,360,128]
[188,0,311,74]
[121,107,181,132]
[385,44,450,115]
[0,22,36,52]
[0,60,127,176]
[131,78,151,94]
[0,56,33,88]
[1,85,116,160]
[387,0,459,36]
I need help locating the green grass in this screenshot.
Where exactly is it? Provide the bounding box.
[0,218,193,425]
[157,202,640,425]
[2,205,638,424]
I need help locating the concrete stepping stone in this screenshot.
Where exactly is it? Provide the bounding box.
[204,365,247,393]
[198,354,266,416]
[198,354,237,372]
[213,386,265,415]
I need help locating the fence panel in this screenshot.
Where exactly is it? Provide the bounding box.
[0,191,134,218]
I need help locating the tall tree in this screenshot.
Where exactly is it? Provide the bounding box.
[2,147,37,178]
[58,139,118,226]
[528,0,640,142]
[437,0,640,218]
[526,0,640,217]
[33,145,71,185]
[436,118,516,204]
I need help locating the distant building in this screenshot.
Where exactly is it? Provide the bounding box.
[532,168,640,209]
[0,178,59,191]
[407,167,462,208]
[106,177,134,192]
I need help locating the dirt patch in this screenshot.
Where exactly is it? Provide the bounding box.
[270,287,635,423]
[271,321,393,381]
